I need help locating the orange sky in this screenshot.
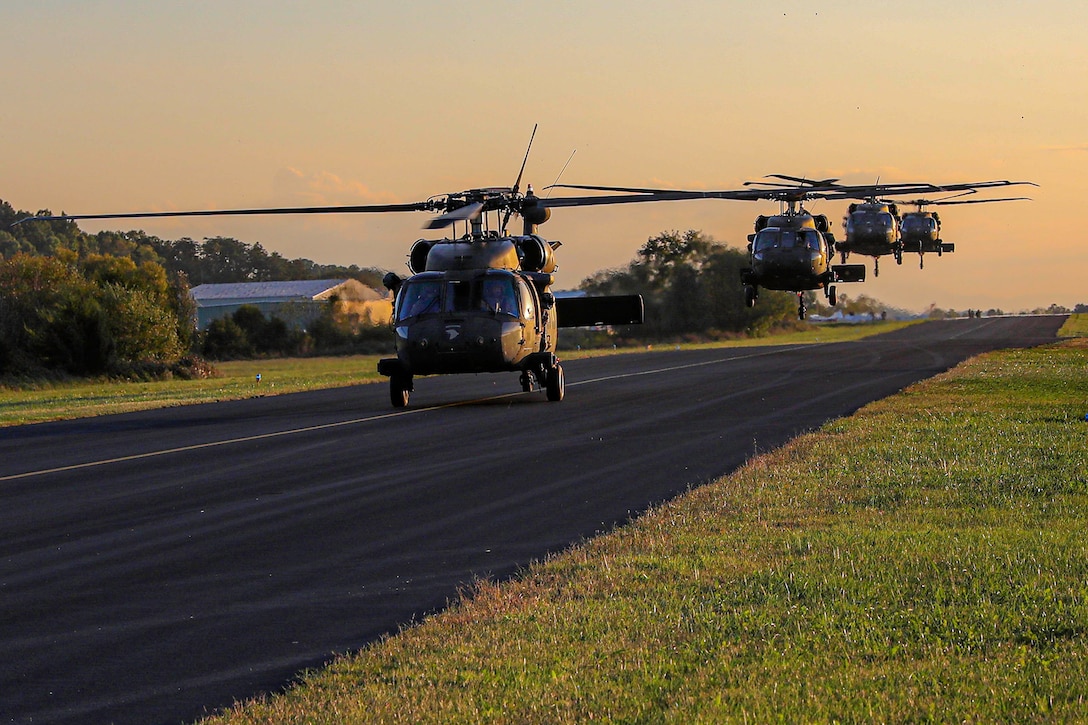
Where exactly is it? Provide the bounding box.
[2,2,1085,312]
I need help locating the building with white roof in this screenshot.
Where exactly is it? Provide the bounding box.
[189,279,389,329]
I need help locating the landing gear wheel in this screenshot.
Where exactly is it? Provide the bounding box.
[895,249,903,265]
[545,363,565,402]
[874,258,880,277]
[797,294,807,321]
[390,373,412,408]
[828,285,837,307]
[840,251,847,264]
[744,285,758,308]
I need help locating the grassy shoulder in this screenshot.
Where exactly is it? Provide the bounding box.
[1059,312,1088,338]
[0,320,916,427]
[203,335,1088,723]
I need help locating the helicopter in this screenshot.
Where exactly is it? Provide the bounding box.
[897,191,1032,269]
[15,127,693,407]
[835,179,1036,276]
[547,176,872,320]
[548,174,1037,319]
[837,195,903,276]
[732,178,867,320]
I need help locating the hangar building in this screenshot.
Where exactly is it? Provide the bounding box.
[189,279,390,330]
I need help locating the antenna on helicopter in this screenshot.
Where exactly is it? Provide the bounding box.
[501,124,538,234]
[545,150,577,199]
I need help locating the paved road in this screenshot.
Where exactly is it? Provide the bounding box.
[0,316,1065,724]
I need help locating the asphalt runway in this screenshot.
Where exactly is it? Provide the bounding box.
[0,316,1065,724]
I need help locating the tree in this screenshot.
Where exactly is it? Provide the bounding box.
[581,230,795,339]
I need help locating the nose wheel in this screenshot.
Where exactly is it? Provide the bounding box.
[390,372,413,408]
[797,293,807,320]
[545,362,565,401]
[744,285,758,308]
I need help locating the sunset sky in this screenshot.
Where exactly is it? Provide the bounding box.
[2,1,1085,312]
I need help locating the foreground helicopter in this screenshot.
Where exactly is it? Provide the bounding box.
[374,180,653,407]
[16,128,687,407]
[897,191,1031,269]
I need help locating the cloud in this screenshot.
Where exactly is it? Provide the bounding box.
[271,167,401,206]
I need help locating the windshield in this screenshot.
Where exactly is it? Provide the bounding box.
[754,229,820,252]
[396,275,520,320]
[903,216,937,233]
[475,276,519,316]
[396,279,442,319]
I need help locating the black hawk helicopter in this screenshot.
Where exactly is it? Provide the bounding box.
[836,179,1036,276]
[549,174,1035,319]
[15,128,689,407]
[897,191,1032,269]
[548,175,872,320]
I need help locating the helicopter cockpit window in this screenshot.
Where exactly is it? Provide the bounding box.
[754,229,808,251]
[396,279,442,320]
[904,216,937,233]
[802,229,822,251]
[753,230,779,252]
[478,276,519,317]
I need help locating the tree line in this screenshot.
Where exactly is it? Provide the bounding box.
[0,199,391,378]
[0,200,386,288]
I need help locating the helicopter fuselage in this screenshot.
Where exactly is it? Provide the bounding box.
[899,211,942,253]
[838,201,905,275]
[740,210,865,319]
[840,201,901,257]
[389,266,554,376]
[381,235,557,375]
[744,222,826,289]
[839,201,900,252]
[742,214,833,291]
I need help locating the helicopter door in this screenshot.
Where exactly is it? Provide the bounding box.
[516,278,535,322]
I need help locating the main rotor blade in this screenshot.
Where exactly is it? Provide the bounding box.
[932,179,1038,192]
[424,201,484,229]
[761,174,841,187]
[930,196,1032,206]
[15,201,434,225]
[549,181,947,203]
[536,191,728,208]
[547,182,675,194]
[546,183,775,202]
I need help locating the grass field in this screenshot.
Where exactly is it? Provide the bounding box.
[201,321,1087,723]
[0,320,916,427]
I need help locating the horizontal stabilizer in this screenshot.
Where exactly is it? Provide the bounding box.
[940,243,955,254]
[556,294,644,328]
[832,264,867,283]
